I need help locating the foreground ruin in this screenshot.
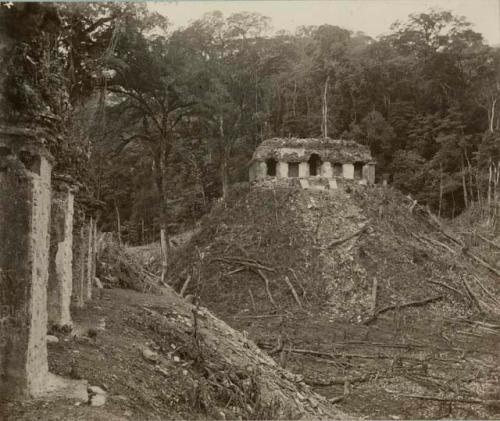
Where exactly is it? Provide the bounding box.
[0,129,53,398]
[0,129,96,400]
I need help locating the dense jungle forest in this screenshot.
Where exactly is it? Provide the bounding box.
[2,2,500,243]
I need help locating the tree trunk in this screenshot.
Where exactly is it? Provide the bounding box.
[489,98,497,133]
[322,75,330,138]
[488,161,492,223]
[115,202,122,245]
[438,163,443,218]
[461,161,468,209]
[219,114,229,199]
[221,156,229,199]
[155,141,170,283]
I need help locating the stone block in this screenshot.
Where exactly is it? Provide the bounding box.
[342,163,354,179]
[321,162,333,178]
[328,179,338,190]
[277,161,288,178]
[362,163,376,184]
[299,162,309,178]
[299,179,310,189]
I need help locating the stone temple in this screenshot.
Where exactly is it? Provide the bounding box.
[249,138,375,188]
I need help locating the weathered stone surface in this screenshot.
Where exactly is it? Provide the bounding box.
[328,179,338,190]
[363,163,376,185]
[48,184,74,327]
[298,162,309,178]
[277,161,288,178]
[321,162,333,178]
[299,179,310,189]
[342,163,354,180]
[71,224,86,308]
[0,133,52,398]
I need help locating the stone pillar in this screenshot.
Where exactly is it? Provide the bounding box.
[362,163,376,185]
[321,162,333,178]
[342,163,354,180]
[277,161,288,178]
[47,181,74,328]
[256,161,267,180]
[248,162,256,182]
[71,223,85,308]
[0,132,52,398]
[83,218,94,302]
[299,162,309,178]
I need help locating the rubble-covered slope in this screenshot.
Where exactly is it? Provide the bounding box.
[2,287,344,420]
[171,181,497,321]
[167,181,500,419]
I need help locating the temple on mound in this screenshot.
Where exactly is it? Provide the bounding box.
[249,137,375,187]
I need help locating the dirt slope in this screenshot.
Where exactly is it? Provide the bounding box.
[169,181,500,419]
[1,287,344,420]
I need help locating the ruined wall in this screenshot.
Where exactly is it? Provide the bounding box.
[47,184,74,327]
[0,134,52,398]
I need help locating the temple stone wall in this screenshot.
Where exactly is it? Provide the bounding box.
[0,136,52,398]
[48,185,74,327]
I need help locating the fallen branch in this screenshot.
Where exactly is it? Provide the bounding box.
[426,209,464,248]
[325,222,369,249]
[283,276,302,308]
[462,279,487,313]
[371,277,378,316]
[179,273,192,297]
[211,256,276,273]
[464,250,500,278]
[234,313,285,320]
[364,295,443,325]
[253,268,278,308]
[383,389,483,405]
[248,288,256,311]
[288,268,308,301]
[476,233,500,251]
[277,347,393,360]
[426,279,468,301]
[472,275,500,307]
[305,375,368,387]
[224,266,247,276]
[419,233,458,255]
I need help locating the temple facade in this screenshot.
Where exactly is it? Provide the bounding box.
[249,137,375,185]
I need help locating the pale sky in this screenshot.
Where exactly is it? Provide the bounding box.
[148,0,500,45]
